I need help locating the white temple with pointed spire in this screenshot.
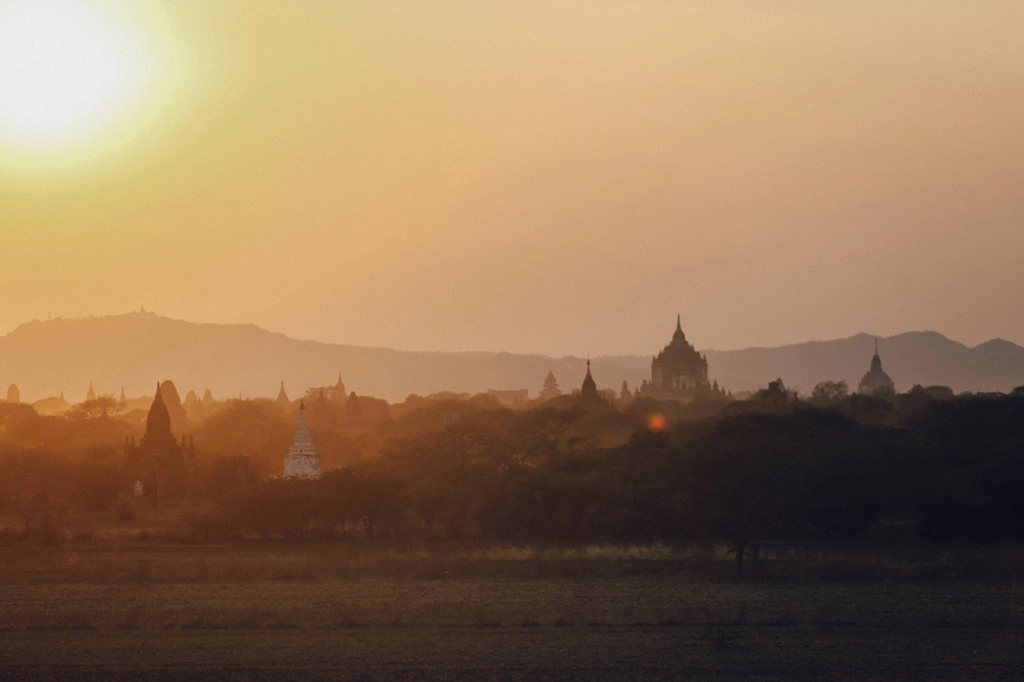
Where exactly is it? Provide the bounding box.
[284,401,321,478]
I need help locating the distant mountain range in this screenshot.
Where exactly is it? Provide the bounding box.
[1,312,1022,403]
[704,332,1024,396]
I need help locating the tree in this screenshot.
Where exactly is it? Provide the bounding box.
[811,380,848,405]
[538,371,562,400]
[69,396,118,419]
[681,411,888,574]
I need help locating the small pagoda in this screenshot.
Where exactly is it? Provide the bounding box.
[284,401,321,478]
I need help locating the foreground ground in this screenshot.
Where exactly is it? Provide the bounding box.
[1,543,1022,680]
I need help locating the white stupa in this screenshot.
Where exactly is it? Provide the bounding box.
[284,401,321,478]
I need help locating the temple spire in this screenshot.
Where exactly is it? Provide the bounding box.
[579,358,601,406]
[332,374,347,403]
[870,339,883,373]
[672,314,685,342]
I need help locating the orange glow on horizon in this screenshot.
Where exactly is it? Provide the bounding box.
[1,2,1022,356]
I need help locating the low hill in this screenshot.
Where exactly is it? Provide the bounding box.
[0,312,641,403]
[0,312,1021,402]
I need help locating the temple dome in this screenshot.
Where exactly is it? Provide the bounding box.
[858,340,895,397]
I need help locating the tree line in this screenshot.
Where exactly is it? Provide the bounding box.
[191,390,1024,567]
[3,385,1023,560]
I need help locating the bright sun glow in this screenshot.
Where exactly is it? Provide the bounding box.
[0,0,153,153]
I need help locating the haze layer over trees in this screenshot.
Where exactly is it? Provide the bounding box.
[3,377,1023,571]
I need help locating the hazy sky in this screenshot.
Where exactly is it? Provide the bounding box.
[1,1,1022,356]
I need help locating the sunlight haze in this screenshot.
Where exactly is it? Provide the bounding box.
[1,1,1022,356]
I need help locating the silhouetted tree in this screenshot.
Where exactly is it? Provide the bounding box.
[538,371,562,400]
[70,396,118,419]
[811,380,848,405]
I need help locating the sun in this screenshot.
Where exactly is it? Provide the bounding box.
[0,0,154,154]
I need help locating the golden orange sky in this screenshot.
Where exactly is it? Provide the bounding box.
[1,1,1022,355]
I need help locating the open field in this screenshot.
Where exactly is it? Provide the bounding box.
[1,543,1023,680]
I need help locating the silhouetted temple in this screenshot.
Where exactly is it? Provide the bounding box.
[331,374,347,403]
[858,339,895,397]
[125,383,193,501]
[578,359,607,408]
[284,401,321,478]
[640,315,720,400]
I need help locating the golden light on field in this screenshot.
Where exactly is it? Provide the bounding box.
[0,0,171,167]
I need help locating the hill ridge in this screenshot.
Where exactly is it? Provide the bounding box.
[1,312,1022,402]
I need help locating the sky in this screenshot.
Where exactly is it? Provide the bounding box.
[1,0,1022,357]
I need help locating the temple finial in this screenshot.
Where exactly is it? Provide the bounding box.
[672,314,685,341]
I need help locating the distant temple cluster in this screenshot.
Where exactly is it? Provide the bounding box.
[569,315,726,408]
[113,374,346,499]
[559,317,899,409]
[1,311,914,499]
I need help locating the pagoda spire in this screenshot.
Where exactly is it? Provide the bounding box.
[332,374,347,403]
[672,314,685,342]
[143,380,173,443]
[579,357,601,406]
[870,338,883,373]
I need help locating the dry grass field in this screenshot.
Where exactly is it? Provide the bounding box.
[1,542,1023,680]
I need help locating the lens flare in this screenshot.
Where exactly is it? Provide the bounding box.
[646,412,666,433]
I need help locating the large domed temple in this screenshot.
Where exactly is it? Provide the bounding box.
[640,316,722,400]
